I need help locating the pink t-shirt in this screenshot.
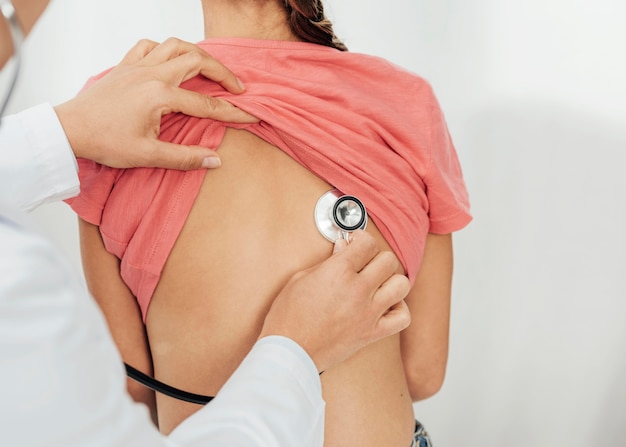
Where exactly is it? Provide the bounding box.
[67,38,472,320]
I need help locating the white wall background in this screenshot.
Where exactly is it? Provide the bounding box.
[6,1,625,446]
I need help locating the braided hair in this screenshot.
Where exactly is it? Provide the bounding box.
[282,0,347,51]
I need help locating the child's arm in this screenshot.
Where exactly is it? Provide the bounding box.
[400,233,454,401]
[78,218,157,424]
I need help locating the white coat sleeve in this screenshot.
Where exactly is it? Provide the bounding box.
[0,103,79,212]
[169,336,325,447]
[0,208,325,447]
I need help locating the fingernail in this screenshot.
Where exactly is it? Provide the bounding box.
[332,239,347,254]
[202,157,221,168]
[236,77,246,91]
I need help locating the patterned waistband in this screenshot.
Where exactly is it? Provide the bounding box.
[411,419,432,447]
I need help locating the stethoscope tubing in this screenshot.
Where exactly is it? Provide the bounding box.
[125,363,214,405]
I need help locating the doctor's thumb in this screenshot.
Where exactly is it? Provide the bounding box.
[332,238,348,254]
[145,142,222,171]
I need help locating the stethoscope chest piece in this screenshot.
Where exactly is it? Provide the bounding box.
[315,189,368,242]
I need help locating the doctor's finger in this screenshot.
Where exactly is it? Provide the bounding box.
[358,250,401,291]
[118,39,160,65]
[133,140,222,171]
[138,37,200,65]
[371,300,411,342]
[164,89,258,124]
[332,230,379,274]
[157,49,246,94]
[372,273,411,313]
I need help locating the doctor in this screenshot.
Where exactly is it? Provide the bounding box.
[0,1,411,446]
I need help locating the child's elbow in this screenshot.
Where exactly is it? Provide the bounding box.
[405,363,447,401]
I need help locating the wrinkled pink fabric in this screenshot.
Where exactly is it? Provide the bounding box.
[67,38,472,320]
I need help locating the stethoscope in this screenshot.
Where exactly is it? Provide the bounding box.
[314,188,368,242]
[126,189,368,404]
[0,0,23,123]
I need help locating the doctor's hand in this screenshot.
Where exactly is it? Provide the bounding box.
[53,38,258,171]
[259,230,411,373]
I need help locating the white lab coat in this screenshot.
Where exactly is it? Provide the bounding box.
[0,104,79,212]
[0,104,325,447]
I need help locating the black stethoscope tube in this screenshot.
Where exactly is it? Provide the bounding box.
[125,363,214,405]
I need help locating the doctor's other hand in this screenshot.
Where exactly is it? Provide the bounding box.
[53,38,258,171]
[260,230,411,373]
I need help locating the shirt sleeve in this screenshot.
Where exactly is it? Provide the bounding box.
[64,157,118,226]
[423,95,472,234]
[0,208,324,447]
[0,103,79,212]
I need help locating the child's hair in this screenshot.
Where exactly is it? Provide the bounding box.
[282,0,347,51]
